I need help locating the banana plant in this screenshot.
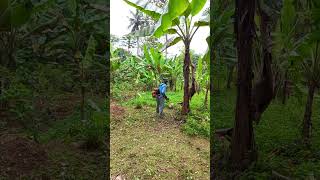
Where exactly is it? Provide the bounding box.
[110,44,121,74]
[297,36,320,145]
[143,44,167,83]
[272,0,304,102]
[195,54,210,107]
[0,0,62,110]
[39,0,106,121]
[296,0,320,145]
[204,0,234,90]
[124,0,208,114]
[0,0,61,70]
[164,56,182,91]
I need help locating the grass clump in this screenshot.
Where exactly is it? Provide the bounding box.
[182,115,210,138]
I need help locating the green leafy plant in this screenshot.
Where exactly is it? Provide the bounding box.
[124,0,208,114]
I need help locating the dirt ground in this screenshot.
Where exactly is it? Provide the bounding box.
[0,134,49,179]
[0,95,106,179]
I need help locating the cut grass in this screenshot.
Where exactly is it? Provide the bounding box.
[111,106,209,179]
[213,89,320,179]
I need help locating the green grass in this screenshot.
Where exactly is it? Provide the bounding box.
[125,90,210,138]
[213,89,320,179]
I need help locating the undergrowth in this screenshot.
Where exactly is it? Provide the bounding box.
[213,89,320,179]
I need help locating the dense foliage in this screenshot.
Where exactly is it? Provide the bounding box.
[213,0,320,178]
[0,0,108,178]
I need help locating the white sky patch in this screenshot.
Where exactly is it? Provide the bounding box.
[111,0,209,57]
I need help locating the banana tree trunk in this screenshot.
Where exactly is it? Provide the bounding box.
[231,0,256,170]
[189,63,196,101]
[182,40,191,115]
[252,6,274,123]
[302,82,315,145]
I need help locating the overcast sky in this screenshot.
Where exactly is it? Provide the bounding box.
[110,0,209,57]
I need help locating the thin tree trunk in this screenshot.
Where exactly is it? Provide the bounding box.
[182,41,191,115]
[231,0,256,170]
[302,83,315,145]
[170,79,174,91]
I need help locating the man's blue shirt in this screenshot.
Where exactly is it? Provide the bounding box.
[159,83,167,96]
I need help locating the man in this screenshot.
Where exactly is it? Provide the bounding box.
[156,79,169,117]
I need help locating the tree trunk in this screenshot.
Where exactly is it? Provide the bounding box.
[231,0,256,170]
[302,83,315,145]
[189,63,196,101]
[182,41,191,115]
[227,65,234,89]
[170,79,174,91]
[252,5,274,123]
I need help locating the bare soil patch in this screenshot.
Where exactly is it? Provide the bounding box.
[111,103,125,118]
[0,134,49,178]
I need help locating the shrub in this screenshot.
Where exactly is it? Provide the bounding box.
[182,116,210,138]
[82,111,107,150]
